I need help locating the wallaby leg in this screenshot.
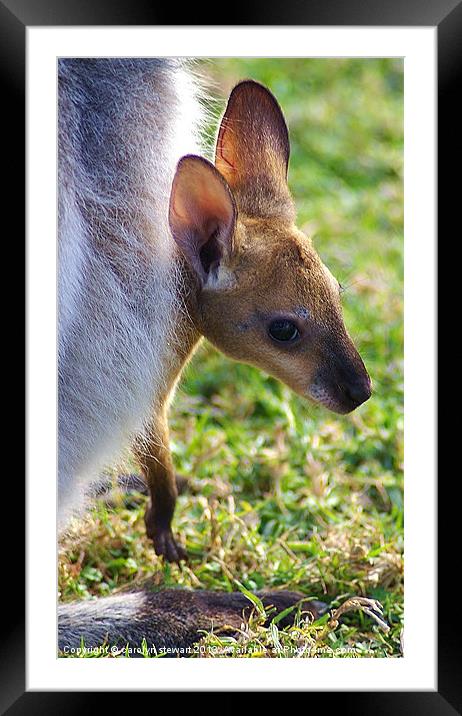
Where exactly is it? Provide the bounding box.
[58,589,327,655]
[135,412,187,563]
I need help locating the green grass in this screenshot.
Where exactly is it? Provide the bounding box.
[59,58,404,658]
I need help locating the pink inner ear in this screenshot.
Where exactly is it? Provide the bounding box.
[203,184,234,227]
[174,170,233,232]
[169,156,236,279]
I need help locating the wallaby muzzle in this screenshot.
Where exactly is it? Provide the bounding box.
[309,338,371,414]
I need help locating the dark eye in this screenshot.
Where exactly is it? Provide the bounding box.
[268,319,300,343]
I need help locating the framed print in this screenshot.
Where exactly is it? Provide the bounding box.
[7,0,456,710]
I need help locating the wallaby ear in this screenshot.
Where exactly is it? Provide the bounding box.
[169,155,237,286]
[215,80,291,208]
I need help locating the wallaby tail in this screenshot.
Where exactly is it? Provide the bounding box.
[58,589,326,657]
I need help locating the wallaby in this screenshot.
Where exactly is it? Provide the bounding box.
[58,58,370,652]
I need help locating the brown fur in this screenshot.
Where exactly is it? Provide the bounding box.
[137,80,371,562]
[58,587,326,656]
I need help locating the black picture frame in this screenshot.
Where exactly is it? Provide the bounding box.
[8,0,455,711]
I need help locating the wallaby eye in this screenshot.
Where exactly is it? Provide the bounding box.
[268,319,300,343]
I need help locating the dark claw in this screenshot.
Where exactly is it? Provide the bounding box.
[144,501,187,564]
[152,528,187,564]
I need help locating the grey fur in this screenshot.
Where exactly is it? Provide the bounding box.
[58,59,202,522]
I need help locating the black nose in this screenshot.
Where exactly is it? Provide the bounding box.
[344,374,372,407]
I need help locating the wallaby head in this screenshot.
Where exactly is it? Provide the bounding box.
[169,80,371,415]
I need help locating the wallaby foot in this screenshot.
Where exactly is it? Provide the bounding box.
[135,409,191,563]
[144,504,187,563]
[149,526,188,563]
